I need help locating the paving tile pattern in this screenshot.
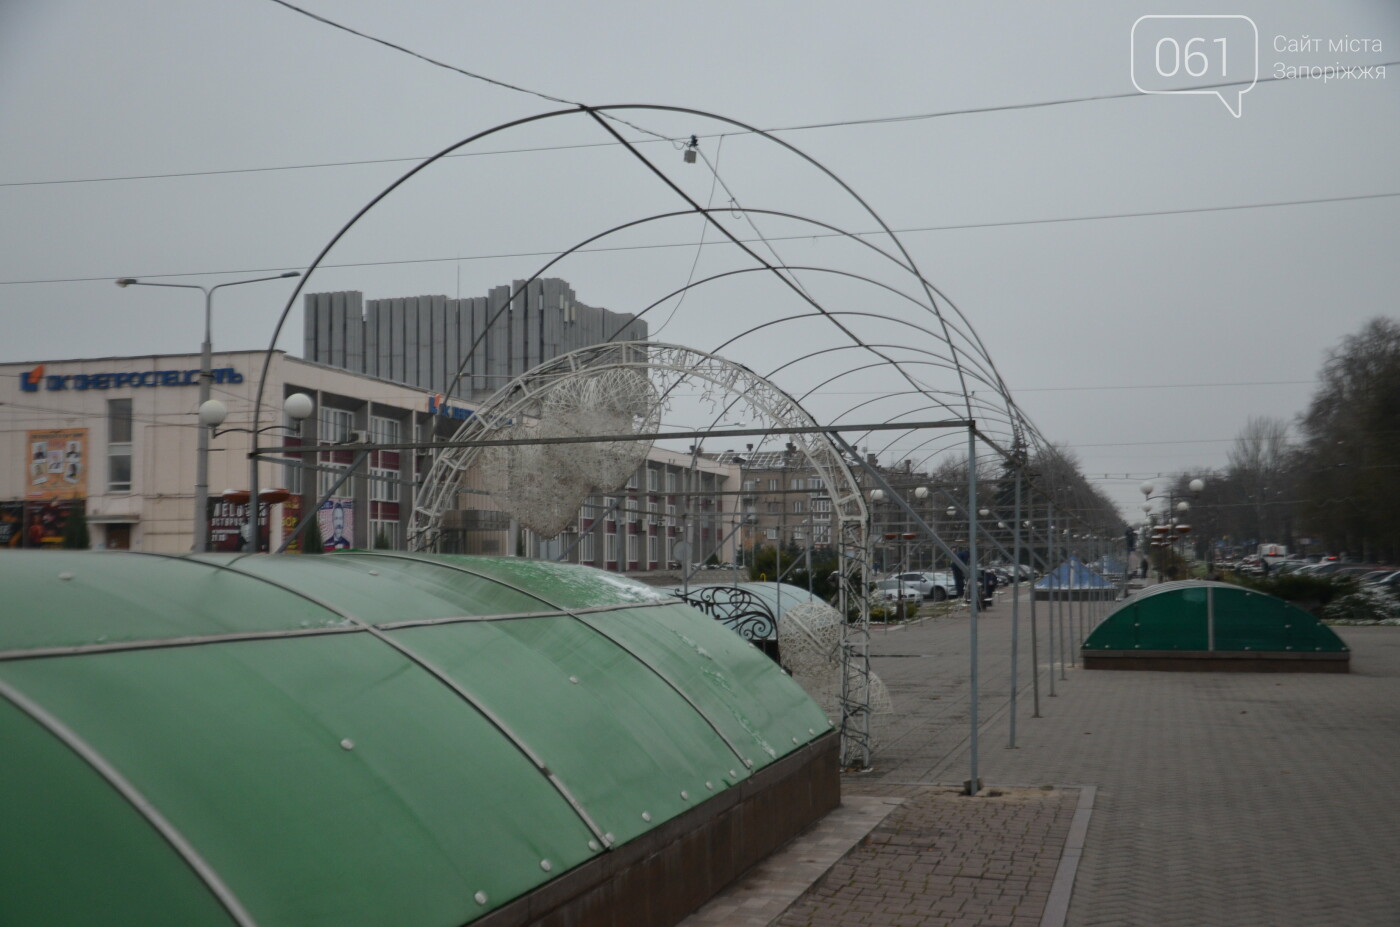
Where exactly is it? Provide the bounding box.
[860,592,1400,927]
[773,785,1076,927]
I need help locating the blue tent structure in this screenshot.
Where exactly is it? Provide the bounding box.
[1033,556,1116,601]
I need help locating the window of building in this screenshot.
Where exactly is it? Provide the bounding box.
[603,496,619,519]
[626,533,639,566]
[765,527,778,540]
[647,501,658,525]
[605,532,618,564]
[767,501,780,513]
[792,500,805,514]
[370,467,398,502]
[813,498,832,513]
[318,462,348,500]
[625,472,638,491]
[107,399,132,492]
[647,534,658,565]
[580,531,596,565]
[370,416,400,446]
[666,471,678,493]
[646,468,659,492]
[742,479,758,492]
[319,408,353,444]
[665,504,676,527]
[370,519,398,549]
[767,478,779,491]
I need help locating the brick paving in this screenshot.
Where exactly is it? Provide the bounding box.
[688,586,1400,926]
[773,785,1075,927]
[864,589,1400,927]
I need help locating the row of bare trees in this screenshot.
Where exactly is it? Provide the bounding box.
[1172,318,1400,563]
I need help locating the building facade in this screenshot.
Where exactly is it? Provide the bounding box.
[303,278,648,400]
[2,351,734,571]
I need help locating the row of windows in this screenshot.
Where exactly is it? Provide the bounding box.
[581,532,672,565]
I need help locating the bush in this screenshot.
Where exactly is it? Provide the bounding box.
[300,512,325,554]
[1322,585,1400,624]
[1225,571,1355,615]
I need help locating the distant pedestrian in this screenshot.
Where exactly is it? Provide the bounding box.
[952,550,968,598]
[1140,558,1149,579]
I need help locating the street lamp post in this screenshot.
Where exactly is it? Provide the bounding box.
[116,272,300,550]
[1140,478,1205,581]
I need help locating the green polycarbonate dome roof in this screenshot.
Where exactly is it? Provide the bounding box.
[0,551,832,927]
[1083,580,1350,653]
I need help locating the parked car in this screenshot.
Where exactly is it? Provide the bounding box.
[873,580,923,604]
[888,571,954,601]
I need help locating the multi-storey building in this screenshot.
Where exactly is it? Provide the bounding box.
[303,278,648,400]
[2,350,733,572]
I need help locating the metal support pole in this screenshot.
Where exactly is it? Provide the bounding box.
[1029,496,1041,716]
[1052,509,1058,697]
[194,288,213,552]
[1009,467,1022,748]
[966,425,980,795]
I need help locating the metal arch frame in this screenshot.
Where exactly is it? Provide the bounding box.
[409,341,887,766]
[602,262,1002,396]
[411,342,871,547]
[246,102,1034,547]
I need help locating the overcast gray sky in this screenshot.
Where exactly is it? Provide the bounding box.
[3,0,1396,518]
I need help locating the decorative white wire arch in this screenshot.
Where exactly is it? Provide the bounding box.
[410,341,881,765]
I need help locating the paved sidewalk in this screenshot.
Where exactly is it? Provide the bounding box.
[692,586,1400,926]
[775,785,1076,927]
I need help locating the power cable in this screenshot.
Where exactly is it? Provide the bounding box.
[4,190,1394,288]
[6,57,1396,190]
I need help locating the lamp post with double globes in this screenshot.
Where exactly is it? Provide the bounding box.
[116,271,301,550]
[1140,477,1205,581]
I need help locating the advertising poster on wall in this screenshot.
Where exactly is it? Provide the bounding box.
[319,499,354,551]
[1,502,23,547]
[280,494,303,553]
[26,428,87,501]
[19,500,82,547]
[207,500,272,552]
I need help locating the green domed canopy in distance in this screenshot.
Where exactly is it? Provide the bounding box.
[1081,580,1349,672]
[0,552,833,927]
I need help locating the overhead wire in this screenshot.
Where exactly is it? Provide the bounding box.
[6,57,1397,190]
[4,189,1393,288]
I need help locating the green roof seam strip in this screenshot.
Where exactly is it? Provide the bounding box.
[208,555,614,849]
[0,677,260,927]
[374,599,661,631]
[355,554,761,767]
[0,601,668,663]
[353,552,756,767]
[0,626,362,663]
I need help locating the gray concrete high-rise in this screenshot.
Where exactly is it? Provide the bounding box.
[304,278,647,399]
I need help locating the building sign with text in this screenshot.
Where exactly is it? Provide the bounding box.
[20,363,243,392]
